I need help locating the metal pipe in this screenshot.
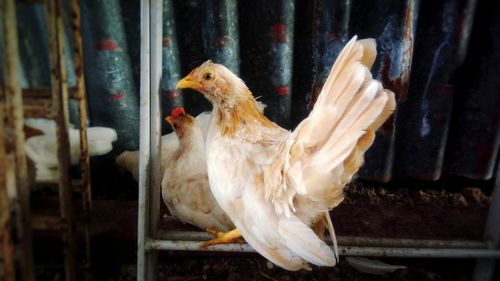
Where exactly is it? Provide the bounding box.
[338,236,486,249]
[47,0,76,279]
[158,230,486,249]
[150,0,162,242]
[147,239,500,259]
[137,0,151,280]
[2,0,35,279]
[70,0,92,265]
[0,72,16,281]
[148,0,163,279]
[339,247,500,259]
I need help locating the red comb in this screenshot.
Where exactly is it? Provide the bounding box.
[170,107,185,118]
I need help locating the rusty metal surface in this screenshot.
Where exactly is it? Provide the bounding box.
[393,0,465,180]
[348,0,419,181]
[0,69,16,281]
[46,0,76,279]
[2,0,36,280]
[22,88,78,118]
[70,0,92,265]
[22,87,78,99]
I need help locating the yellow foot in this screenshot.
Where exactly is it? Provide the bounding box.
[199,228,243,249]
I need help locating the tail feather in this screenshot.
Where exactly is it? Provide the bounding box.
[317,36,360,103]
[357,39,377,68]
[278,216,336,267]
[322,93,389,170]
[324,212,339,262]
[369,89,396,131]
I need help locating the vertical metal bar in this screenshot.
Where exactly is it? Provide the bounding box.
[149,0,162,279]
[473,164,500,281]
[138,0,151,279]
[0,86,15,281]
[47,0,76,279]
[70,0,92,265]
[3,0,35,280]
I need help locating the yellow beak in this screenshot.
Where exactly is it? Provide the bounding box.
[176,74,201,90]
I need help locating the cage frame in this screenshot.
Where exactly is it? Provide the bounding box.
[137,0,500,280]
[0,0,92,280]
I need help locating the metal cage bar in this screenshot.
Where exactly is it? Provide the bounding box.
[138,0,163,279]
[1,0,36,280]
[0,58,16,281]
[47,0,76,279]
[137,0,152,278]
[70,0,93,265]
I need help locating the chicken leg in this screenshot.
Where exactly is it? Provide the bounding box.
[199,228,243,248]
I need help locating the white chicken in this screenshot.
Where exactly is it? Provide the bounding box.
[24,118,117,182]
[161,108,234,232]
[176,36,396,270]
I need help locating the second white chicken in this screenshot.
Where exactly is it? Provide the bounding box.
[161,108,233,232]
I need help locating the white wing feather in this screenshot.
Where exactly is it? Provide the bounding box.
[251,36,395,267]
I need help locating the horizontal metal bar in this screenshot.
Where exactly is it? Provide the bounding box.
[147,239,252,252]
[31,215,64,230]
[339,247,500,258]
[157,230,486,249]
[22,87,78,99]
[146,239,500,258]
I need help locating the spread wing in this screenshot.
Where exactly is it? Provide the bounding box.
[269,36,396,216]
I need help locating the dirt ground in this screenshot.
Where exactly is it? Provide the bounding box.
[25,178,498,281]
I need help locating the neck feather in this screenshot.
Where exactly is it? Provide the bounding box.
[213,89,274,137]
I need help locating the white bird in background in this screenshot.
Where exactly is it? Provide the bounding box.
[24,118,117,182]
[176,36,396,270]
[161,108,234,232]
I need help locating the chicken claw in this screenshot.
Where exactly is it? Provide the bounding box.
[199,228,243,248]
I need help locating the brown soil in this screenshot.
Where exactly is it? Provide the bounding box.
[29,182,495,280]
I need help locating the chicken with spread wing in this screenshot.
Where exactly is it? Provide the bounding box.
[176,36,396,270]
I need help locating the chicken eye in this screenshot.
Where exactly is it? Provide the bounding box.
[202,73,214,81]
[173,124,179,129]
